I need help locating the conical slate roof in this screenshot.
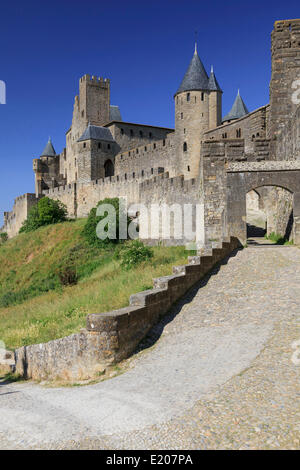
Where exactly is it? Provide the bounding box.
[222,90,249,122]
[176,45,209,94]
[208,66,222,92]
[41,138,56,157]
[109,105,122,122]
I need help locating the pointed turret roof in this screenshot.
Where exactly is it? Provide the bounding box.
[208,65,222,92]
[222,90,249,122]
[41,137,56,157]
[176,44,209,95]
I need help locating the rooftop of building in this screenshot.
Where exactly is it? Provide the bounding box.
[41,138,56,157]
[175,44,222,95]
[77,124,115,142]
[222,90,249,122]
[104,121,174,131]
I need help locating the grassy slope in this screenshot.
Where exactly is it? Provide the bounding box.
[0,220,189,350]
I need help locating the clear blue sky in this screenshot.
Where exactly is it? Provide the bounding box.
[1,0,299,225]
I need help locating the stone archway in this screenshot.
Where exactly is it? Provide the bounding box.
[246,189,267,237]
[226,166,300,245]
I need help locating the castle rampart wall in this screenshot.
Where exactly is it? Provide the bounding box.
[276,105,300,160]
[1,193,38,238]
[115,133,178,177]
[204,106,269,156]
[106,122,174,153]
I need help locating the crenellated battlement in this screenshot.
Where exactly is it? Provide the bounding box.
[79,74,110,87]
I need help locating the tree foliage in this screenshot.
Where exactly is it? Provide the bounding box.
[20,197,67,233]
[82,197,132,247]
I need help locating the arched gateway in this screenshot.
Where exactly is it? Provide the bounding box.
[226,162,300,245]
[203,160,300,247]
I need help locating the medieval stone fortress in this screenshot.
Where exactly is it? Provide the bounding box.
[1,17,300,450]
[2,19,300,249]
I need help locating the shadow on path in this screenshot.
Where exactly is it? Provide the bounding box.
[133,247,242,357]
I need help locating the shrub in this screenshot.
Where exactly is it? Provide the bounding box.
[118,240,153,270]
[20,197,67,233]
[0,232,8,243]
[82,197,131,247]
[57,267,78,286]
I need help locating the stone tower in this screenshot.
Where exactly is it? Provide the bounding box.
[33,138,59,196]
[269,19,300,154]
[174,45,222,178]
[79,74,110,128]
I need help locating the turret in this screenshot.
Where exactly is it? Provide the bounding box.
[40,137,56,158]
[174,44,222,178]
[222,89,249,124]
[208,65,222,129]
[33,137,60,197]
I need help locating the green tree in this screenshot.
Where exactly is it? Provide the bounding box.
[0,232,8,243]
[20,197,67,233]
[82,197,132,247]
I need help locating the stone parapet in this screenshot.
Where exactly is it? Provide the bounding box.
[13,237,239,382]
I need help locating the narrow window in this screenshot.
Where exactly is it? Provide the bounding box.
[136,148,139,154]
[195,96,197,103]
[187,166,190,172]
[107,143,111,149]
[133,172,135,178]
[201,92,204,101]
[144,146,147,151]
[130,129,134,137]
[163,139,166,146]
[181,112,183,119]
[153,143,156,149]
[151,168,154,174]
[139,130,143,137]
[183,142,187,152]
[149,132,152,139]
[83,142,86,148]
[125,173,127,180]
[121,128,124,135]
[187,92,190,101]
[142,170,144,176]
[98,142,101,149]
[184,128,186,134]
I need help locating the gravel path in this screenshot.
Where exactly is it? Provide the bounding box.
[0,245,299,449]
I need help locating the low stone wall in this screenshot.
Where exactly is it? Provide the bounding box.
[13,236,239,382]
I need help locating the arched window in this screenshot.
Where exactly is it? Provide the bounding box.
[183,142,187,152]
[187,93,190,101]
[104,159,114,177]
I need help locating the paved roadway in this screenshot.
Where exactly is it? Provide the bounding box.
[0,244,299,449]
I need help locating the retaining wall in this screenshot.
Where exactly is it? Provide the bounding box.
[13,236,239,382]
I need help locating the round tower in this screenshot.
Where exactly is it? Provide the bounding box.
[174,45,222,179]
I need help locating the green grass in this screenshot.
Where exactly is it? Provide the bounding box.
[0,220,191,350]
[264,232,294,245]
